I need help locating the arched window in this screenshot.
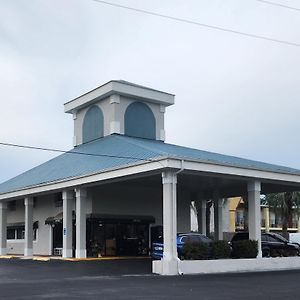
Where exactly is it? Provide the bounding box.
[124,102,156,139]
[82,105,104,143]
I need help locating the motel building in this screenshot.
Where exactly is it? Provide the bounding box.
[1,80,300,275]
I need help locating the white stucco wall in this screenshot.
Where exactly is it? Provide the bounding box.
[73,95,165,146]
[6,194,63,255]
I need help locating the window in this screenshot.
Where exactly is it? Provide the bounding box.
[82,105,104,143]
[124,102,156,139]
[7,229,15,240]
[33,228,38,240]
[267,236,279,243]
[16,228,24,240]
[7,222,38,241]
[261,235,268,242]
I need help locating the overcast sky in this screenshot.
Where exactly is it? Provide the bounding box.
[0,0,300,184]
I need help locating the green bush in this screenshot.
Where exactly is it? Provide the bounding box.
[231,240,258,258]
[183,241,210,260]
[211,240,231,259]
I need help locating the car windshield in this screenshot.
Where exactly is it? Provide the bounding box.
[180,234,211,243]
[270,233,288,243]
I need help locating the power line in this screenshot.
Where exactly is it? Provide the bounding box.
[91,0,300,48]
[0,141,157,162]
[255,0,300,12]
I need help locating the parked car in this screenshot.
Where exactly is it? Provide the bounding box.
[151,233,212,259]
[289,233,300,246]
[231,232,300,257]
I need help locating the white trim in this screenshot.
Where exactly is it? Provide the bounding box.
[1,157,300,201]
[0,159,168,200]
[64,81,174,113]
[154,257,300,275]
[167,159,300,184]
[110,121,121,134]
[7,240,38,243]
[109,94,120,104]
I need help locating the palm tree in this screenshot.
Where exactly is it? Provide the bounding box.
[262,192,300,239]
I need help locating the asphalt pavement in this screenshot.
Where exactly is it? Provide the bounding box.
[0,258,300,299]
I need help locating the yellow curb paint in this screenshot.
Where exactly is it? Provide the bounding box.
[32,257,50,262]
[0,255,14,259]
[58,256,150,262]
[1,255,150,262]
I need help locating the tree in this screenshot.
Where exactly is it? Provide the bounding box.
[262,191,300,239]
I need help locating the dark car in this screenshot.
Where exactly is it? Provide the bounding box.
[231,232,300,257]
[151,233,212,259]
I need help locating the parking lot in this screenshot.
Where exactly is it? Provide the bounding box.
[1,258,300,299]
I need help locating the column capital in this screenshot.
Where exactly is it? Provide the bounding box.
[24,197,34,206]
[162,170,177,185]
[247,180,261,192]
[62,190,75,200]
[75,188,87,198]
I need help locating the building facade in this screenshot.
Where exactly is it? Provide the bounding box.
[1,80,300,275]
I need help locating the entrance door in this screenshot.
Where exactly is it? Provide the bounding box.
[52,223,63,255]
[116,223,149,256]
[86,219,152,257]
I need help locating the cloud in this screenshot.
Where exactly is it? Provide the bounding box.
[1,0,300,184]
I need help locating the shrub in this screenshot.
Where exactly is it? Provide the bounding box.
[183,241,210,260]
[231,240,258,258]
[211,240,231,259]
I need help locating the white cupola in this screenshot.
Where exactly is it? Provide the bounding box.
[64,80,175,146]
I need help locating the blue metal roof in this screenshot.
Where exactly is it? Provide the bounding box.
[0,134,300,194]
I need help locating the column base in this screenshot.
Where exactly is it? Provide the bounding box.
[24,248,33,257]
[75,249,86,258]
[162,258,179,275]
[62,249,73,258]
[0,248,7,255]
[257,250,262,258]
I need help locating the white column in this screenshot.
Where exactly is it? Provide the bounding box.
[24,197,34,256]
[0,202,7,255]
[162,171,178,275]
[248,181,262,258]
[213,191,223,240]
[195,195,206,235]
[75,188,87,258]
[48,225,53,256]
[63,190,74,258]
